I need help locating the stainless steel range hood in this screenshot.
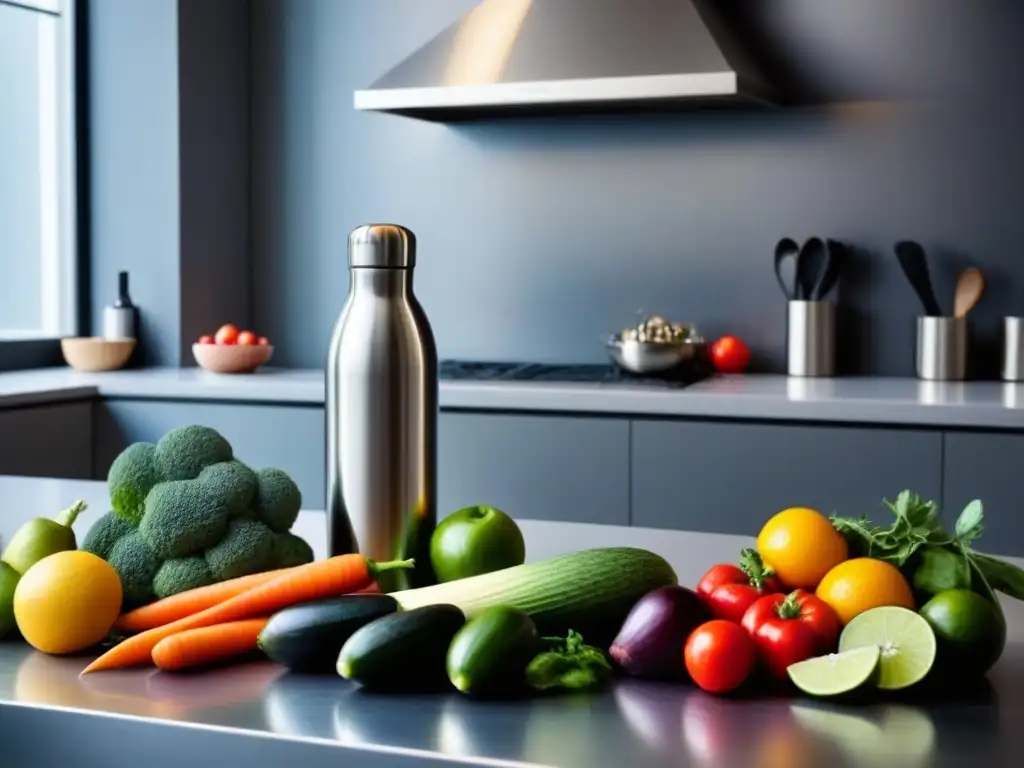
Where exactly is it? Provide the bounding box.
[353,0,778,120]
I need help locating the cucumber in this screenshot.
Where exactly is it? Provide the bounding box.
[337,604,465,691]
[258,594,398,673]
[392,547,676,646]
[447,606,540,696]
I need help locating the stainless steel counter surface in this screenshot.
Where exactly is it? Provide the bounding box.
[2,476,1024,767]
[5,366,1024,428]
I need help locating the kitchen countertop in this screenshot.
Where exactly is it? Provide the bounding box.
[2,476,1023,768]
[4,366,1024,428]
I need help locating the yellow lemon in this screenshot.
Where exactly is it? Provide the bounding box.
[756,507,848,590]
[14,550,122,654]
[816,558,915,625]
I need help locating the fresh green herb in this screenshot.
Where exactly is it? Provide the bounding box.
[738,548,775,589]
[525,630,612,692]
[831,491,1024,602]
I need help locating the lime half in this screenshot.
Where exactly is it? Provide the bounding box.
[787,646,881,697]
[839,606,937,690]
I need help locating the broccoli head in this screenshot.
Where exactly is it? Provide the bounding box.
[107,443,161,524]
[107,532,162,608]
[154,425,233,482]
[272,531,315,569]
[97,423,313,606]
[140,479,231,558]
[81,511,136,559]
[205,518,276,581]
[254,468,302,533]
[198,460,257,517]
[153,557,216,600]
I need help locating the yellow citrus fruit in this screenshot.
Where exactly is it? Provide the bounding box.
[14,550,122,655]
[815,558,915,625]
[756,507,848,590]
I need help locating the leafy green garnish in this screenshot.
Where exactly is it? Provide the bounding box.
[525,630,612,692]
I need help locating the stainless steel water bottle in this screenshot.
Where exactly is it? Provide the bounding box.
[326,224,438,591]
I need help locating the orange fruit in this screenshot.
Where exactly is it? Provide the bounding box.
[815,558,915,625]
[14,550,123,655]
[756,507,848,589]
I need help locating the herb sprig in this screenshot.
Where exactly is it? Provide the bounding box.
[525,630,612,692]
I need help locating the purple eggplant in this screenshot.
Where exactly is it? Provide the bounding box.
[609,585,711,681]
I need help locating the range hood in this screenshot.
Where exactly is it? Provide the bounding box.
[353,0,778,120]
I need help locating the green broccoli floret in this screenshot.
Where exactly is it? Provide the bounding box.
[81,511,136,559]
[198,460,257,517]
[139,479,231,558]
[254,468,302,533]
[154,425,232,482]
[272,532,315,568]
[205,518,275,581]
[107,532,162,608]
[107,443,161,524]
[153,557,216,600]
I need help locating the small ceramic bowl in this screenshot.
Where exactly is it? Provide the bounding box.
[193,343,273,374]
[61,337,136,372]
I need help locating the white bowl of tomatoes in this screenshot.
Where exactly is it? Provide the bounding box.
[193,324,273,374]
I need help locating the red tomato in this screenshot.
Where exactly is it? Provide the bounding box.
[684,620,756,694]
[740,592,821,679]
[197,335,214,344]
[215,323,239,345]
[697,549,782,623]
[237,330,258,346]
[710,335,750,374]
[790,589,841,652]
[257,336,269,346]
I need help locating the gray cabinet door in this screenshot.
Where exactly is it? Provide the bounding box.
[95,400,325,508]
[0,402,92,480]
[632,420,942,535]
[943,432,1024,557]
[439,413,629,525]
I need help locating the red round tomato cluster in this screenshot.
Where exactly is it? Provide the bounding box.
[197,323,269,347]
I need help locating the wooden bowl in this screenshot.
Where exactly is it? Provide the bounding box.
[61,337,136,372]
[193,343,273,374]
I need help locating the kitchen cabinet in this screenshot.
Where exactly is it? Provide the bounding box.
[632,420,942,535]
[0,402,92,480]
[439,412,630,525]
[94,400,326,508]
[943,432,1024,557]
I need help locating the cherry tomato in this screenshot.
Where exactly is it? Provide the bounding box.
[237,330,258,346]
[257,336,269,346]
[697,549,782,623]
[696,564,747,601]
[740,592,821,679]
[684,620,756,694]
[215,323,239,345]
[197,335,214,344]
[710,335,750,374]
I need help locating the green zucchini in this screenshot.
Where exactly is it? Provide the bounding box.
[393,547,676,646]
[447,606,539,696]
[257,594,399,673]
[337,604,465,691]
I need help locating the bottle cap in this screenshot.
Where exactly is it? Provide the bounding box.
[348,224,416,269]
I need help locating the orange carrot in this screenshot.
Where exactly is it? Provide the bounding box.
[82,555,412,674]
[151,618,270,672]
[115,567,298,633]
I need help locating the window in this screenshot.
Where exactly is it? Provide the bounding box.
[0,0,77,344]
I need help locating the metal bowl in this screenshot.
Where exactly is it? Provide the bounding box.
[607,337,702,375]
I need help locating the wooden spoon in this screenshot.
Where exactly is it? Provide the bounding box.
[954,267,985,318]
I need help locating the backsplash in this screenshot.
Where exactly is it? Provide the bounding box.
[250,0,1024,376]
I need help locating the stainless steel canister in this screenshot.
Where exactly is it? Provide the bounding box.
[916,316,967,381]
[326,224,438,591]
[787,301,835,377]
[1002,317,1024,382]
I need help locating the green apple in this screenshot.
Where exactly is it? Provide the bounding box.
[430,505,526,583]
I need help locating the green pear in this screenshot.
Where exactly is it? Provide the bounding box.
[1,500,86,575]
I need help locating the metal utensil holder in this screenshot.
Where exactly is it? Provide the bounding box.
[1002,317,1024,381]
[787,301,836,377]
[916,316,967,381]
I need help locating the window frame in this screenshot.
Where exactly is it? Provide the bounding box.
[0,0,80,369]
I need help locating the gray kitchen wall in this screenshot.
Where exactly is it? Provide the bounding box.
[251,0,1024,377]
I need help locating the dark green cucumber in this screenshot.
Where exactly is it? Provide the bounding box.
[258,595,399,673]
[337,604,465,691]
[446,606,540,696]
